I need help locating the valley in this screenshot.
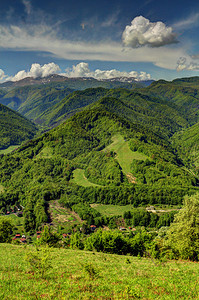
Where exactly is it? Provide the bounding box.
[0,75,199,265]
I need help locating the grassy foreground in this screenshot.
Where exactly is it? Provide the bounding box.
[1,244,199,299]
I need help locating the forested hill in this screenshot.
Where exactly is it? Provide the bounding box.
[0,103,37,149]
[0,96,198,231]
[0,76,146,123]
[142,77,199,125]
[24,86,190,133]
[171,121,199,171]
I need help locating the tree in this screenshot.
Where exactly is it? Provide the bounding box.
[0,218,13,242]
[165,193,199,260]
[38,225,60,247]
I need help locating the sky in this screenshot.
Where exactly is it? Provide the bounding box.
[1,0,199,82]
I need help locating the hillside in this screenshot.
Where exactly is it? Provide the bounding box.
[142,77,199,125]
[0,97,198,232]
[0,243,199,299]
[31,87,190,134]
[0,76,147,124]
[0,85,74,122]
[171,121,199,173]
[38,87,108,127]
[0,103,37,149]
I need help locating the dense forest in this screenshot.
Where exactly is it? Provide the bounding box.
[0,76,199,260]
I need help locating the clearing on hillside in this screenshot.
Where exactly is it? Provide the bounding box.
[71,168,104,187]
[104,134,148,174]
[36,147,53,159]
[0,145,20,155]
[49,200,83,230]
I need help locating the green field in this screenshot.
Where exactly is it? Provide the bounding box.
[0,243,199,299]
[91,204,136,216]
[104,134,148,174]
[91,204,180,217]
[36,147,53,159]
[71,168,103,187]
[0,145,20,155]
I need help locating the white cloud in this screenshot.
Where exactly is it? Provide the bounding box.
[12,62,60,81]
[122,16,178,48]
[0,69,6,81]
[173,13,199,30]
[64,62,151,81]
[0,23,189,71]
[176,57,199,71]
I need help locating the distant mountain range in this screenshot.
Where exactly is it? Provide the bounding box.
[0,74,154,88]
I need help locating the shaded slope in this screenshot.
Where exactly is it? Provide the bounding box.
[38,87,108,127]
[0,85,74,122]
[172,121,199,172]
[0,77,146,124]
[0,103,37,148]
[92,91,188,139]
[36,87,189,135]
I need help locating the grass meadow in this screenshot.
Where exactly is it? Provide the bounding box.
[90,204,136,217]
[104,134,148,174]
[71,169,103,187]
[0,243,199,299]
[0,145,20,155]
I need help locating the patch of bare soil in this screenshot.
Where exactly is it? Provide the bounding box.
[126,173,136,183]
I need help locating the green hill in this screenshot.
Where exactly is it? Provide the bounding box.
[0,103,37,149]
[143,77,199,125]
[171,121,199,173]
[0,77,144,125]
[38,87,108,127]
[0,85,74,123]
[32,87,189,135]
[0,96,198,232]
[0,243,199,299]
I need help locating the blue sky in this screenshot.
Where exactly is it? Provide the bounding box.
[1,0,199,81]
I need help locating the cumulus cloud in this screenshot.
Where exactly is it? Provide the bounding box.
[176,57,199,71]
[122,16,178,48]
[64,62,151,81]
[0,23,189,71]
[12,62,61,81]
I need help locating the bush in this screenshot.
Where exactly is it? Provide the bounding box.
[24,246,52,278]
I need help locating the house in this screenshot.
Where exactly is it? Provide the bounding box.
[20,237,27,243]
[15,234,21,238]
[119,227,126,231]
[90,225,97,232]
[62,233,68,238]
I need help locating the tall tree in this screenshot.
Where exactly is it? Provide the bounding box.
[165,193,199,260]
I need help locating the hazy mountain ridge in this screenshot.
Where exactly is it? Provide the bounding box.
[0,74,152,89]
